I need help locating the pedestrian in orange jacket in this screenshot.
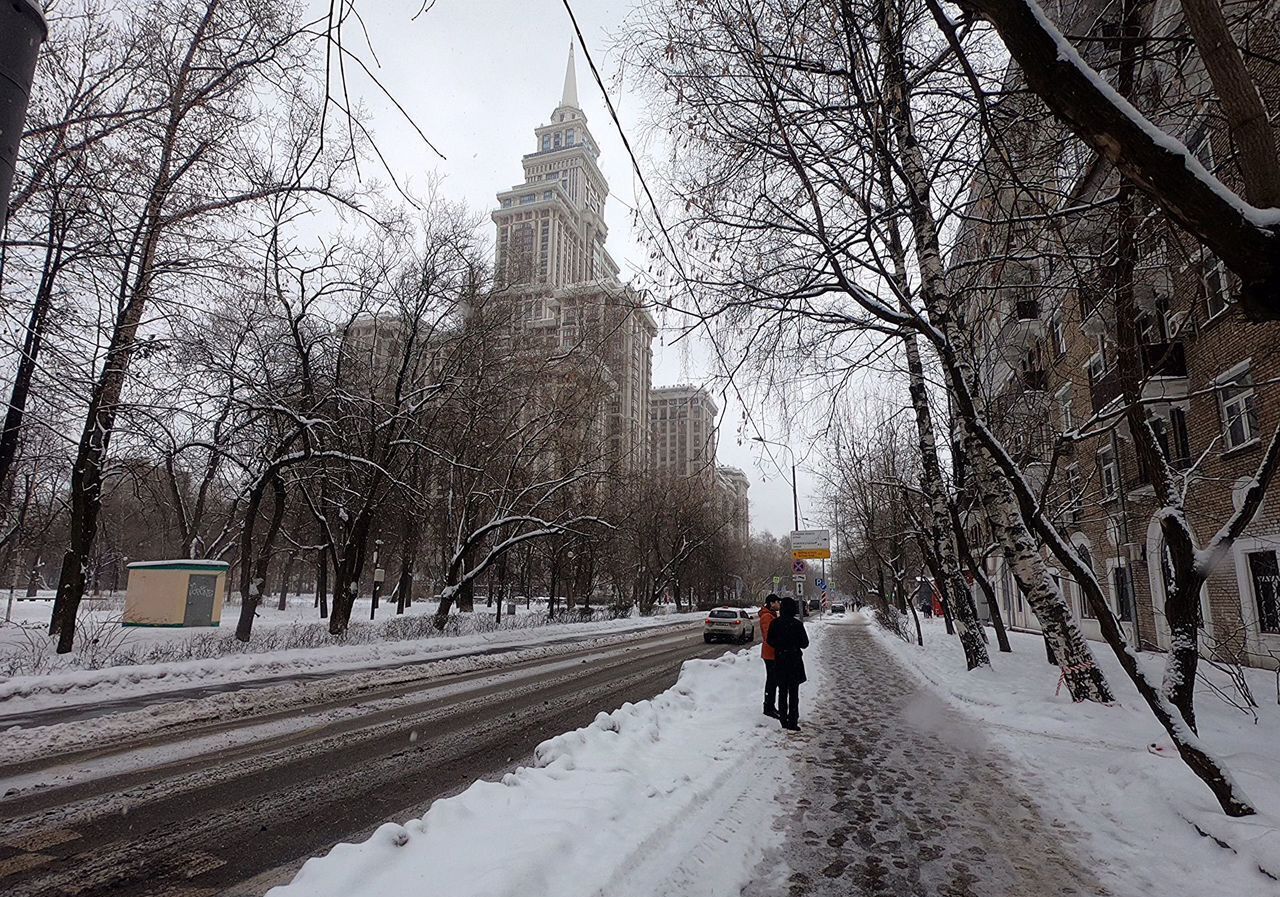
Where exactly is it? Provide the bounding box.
[759,594,781,718]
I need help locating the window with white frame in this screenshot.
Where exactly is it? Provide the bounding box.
[1148,405,1192,470]
[1057,386,1074,434]
[1066,463,1083,521]
[1050,310,1067,357]
[1203,253,1231,320]
[1099,445,1119,500]
[1087,334,1107,382]
[1087,352,1105,384]
[1217,365,1258,450]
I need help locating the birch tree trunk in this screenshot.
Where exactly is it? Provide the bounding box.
[968,442,1112,701]
[876,0,1103,696]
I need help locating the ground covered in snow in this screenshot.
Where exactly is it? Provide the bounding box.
[266,613,1280,897]
[752,620,1103,896]
[0,598,700,715]
[267,636,799,897]
[870,615,1280,896]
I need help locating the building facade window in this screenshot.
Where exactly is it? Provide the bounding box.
[1066,463,1083,522]
[1203,253,1231,320]
[1247,550,1280,634]
[1099,446,1119,500]
[1148,406,1192,470]
[1050,310,1067,357]
[1217,366,1258,450]
[1077,544,1096,619]
[1057,386,1073,434]
[1113,565,1133,622]
[1087,337,1106,382]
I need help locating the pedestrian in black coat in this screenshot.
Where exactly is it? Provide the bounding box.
[766,596,809,731]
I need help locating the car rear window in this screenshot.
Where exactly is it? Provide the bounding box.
[709,610,738,619]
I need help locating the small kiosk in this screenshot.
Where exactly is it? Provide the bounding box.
[123,560,229,627]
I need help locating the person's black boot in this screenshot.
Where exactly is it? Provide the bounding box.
[763,702,779,718]
[782,718,800,731]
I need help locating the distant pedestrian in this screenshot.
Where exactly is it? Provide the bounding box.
[759,594,781,718]
[767,595,809,731]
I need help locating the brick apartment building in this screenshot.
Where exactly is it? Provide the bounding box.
[953,0,1280,668]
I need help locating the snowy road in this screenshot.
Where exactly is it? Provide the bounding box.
[748,619,1104,897]
[0,623,725,897]
[0,618,705,730]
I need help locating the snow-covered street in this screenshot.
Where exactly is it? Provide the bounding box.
[0,622,724,896]
[259,615,1280,897]
[5,608,1280,896]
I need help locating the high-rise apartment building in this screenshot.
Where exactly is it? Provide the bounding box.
[650,385,718,480]
[717,466,751,544]
[489,47,656,470]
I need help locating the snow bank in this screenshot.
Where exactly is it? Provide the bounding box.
[869,614,1280,896]
[269,645,792,897]
[0,613,703,715]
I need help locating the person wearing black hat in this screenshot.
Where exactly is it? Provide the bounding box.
[766,595,809,730]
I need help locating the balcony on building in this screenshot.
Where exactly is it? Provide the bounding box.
[1004,295,1045,347]
[1088,341,1187,414]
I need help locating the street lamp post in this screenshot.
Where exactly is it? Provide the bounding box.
[751,436,799,531]
[752,436,807,614]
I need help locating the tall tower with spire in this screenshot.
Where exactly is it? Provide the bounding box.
[488,45,655,472]
[493,45,618,288]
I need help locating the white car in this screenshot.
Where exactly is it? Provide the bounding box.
[703,607,756,644]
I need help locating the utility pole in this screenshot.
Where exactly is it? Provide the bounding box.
[791,462,799,531]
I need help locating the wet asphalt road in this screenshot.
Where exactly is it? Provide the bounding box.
[0,623,733,897]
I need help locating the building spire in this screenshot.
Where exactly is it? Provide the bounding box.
[561,40,579,109]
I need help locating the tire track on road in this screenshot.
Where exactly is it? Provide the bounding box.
[1,636,735,897]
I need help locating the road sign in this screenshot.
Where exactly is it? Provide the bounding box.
[815,578,827,591]
[372,567,386,583]
[792,573,806,582]
[772,575,782,587]
[791,529,831,560]
[792,559,806,575]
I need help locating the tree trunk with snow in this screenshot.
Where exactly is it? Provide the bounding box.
[276,550,298,611]
[879,0,1094,689]
[316,548,328,619]
[235,475,287,642]
[949,495,1012,653]
[952,0,1280,320]
[968,442,1113,701]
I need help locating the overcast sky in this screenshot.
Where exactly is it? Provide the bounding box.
[346,0,825,539]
